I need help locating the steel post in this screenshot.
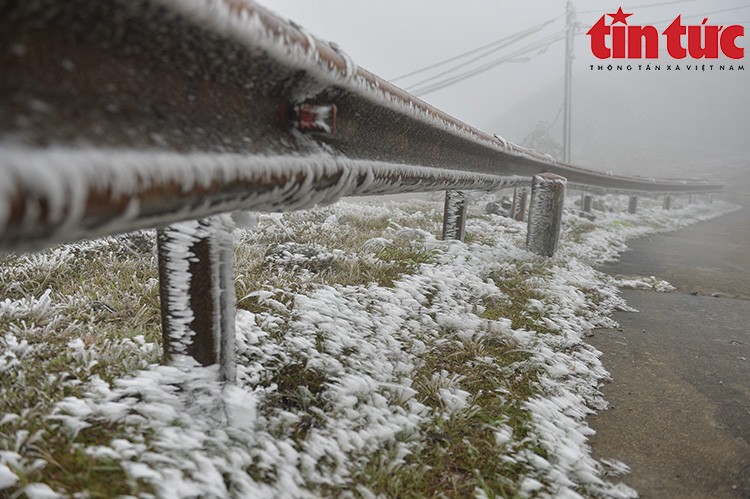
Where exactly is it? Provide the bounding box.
[628,195,638,214]
[526,173,567,257]
[157,215,236,381]
[582,194,593,213]
[514,189,528,222]
[442,190,468,241]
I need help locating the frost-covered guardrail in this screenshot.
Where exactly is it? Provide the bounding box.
[0,0,722,378]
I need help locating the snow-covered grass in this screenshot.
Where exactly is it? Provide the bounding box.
[0,193,735,498]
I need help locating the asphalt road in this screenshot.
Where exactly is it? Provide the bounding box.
[587,207,750,498]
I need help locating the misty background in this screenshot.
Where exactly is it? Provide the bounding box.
[263,0,750,202]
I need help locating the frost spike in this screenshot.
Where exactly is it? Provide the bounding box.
[442,190,468,241]
[290,103,337,134]
[526,173,567,257]
[157,216,236,381]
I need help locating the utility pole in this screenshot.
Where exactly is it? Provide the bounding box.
[562,1,575,163]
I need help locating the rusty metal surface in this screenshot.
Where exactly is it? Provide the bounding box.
[0,0,723,251]
[157,228,219,367]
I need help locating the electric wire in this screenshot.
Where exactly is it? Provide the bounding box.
[393,2,747,97]
[401,22,558,90]
[544,104,566,132]
[579,0,708,15]
[410,32,565,96]
[410,30,566,96]
[390,17,559,82]
[645,5,750,25]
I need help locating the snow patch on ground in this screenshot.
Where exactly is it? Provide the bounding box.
[0,194,736,497]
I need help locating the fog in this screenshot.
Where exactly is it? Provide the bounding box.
[263,0,750,194]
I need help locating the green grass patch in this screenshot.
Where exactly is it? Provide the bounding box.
[563,220,597,244]
[343,335,542,498]
[0,201,607,497]
[482,266,557,335]
[0,235,162,496]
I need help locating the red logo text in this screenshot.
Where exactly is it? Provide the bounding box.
[587,7,744,59]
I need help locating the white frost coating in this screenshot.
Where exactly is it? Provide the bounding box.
[208,214,238,382]
[614,275,675,292]
[0,146,528,249]
[148,0,538,159]
[442,190,467,240]
[160,221,203,356]
[1,196,736,496]
[20,483,63,499]
[527,175,567,257]
[0,464,17,488]
[307,105,334,133]
[160,215,237,381]
[326,42,356,79]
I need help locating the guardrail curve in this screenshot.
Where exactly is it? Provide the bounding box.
[0,0,722,252]
[0,0,724,378]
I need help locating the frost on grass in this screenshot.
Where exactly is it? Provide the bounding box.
[0,195,736,497]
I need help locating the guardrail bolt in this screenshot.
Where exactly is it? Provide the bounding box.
[514,189,528,222]
[157,215,237,382]
[581,194,593,213]
[526,173,567,257]
[442,190,468,241]
[289,102,337,133]
[663,195,672,210]
[628,195,638,214]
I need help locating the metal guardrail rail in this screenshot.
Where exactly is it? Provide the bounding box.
[0,0,721,252]
[0,0,724,378]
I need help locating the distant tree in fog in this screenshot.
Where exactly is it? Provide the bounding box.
[521,121,563,161]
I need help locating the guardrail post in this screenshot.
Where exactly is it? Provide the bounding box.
[157,215,236,382]
[628,195,638,214]
[581,194,593,213]
[688,194,694,204]
[708,193,714,204]
[442,190,468,241]
[526,173,567,257]
[663,195,672,210]
[514,189,528,222]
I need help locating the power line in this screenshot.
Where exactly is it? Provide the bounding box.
[390,17,559,82]
[411,31,564,95]
[646,5,750,24]
[401,23,558,91]
[544,103,566,132]
[411,30,566,96]
[562,1,575,163]
[579,0,708,15]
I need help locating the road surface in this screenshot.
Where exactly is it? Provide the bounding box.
[587,206,750,498]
